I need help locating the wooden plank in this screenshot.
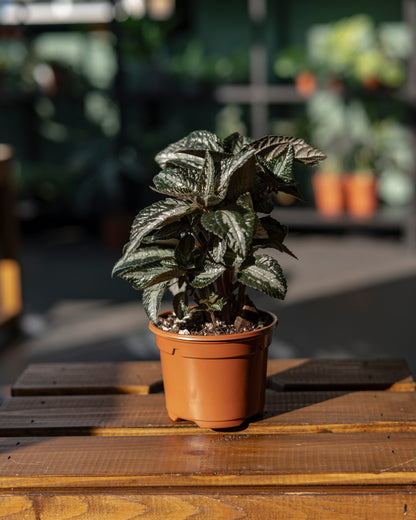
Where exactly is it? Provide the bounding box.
[12,358,414,397]
[1,391,416,436]
[267,358,415,392]
[0,488,415,520]
[11,362,163,396]
[1,432,416,488]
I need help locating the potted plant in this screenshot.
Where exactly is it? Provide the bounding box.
[312,155,345,217]
[344,144,378,218]
[112,130,325,428]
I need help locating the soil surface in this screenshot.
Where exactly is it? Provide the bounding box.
[155,310,272,336]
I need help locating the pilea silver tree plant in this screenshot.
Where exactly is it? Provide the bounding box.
[113,130,325,334]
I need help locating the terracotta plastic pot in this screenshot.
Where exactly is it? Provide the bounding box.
[344,173,377,218]
[295,71,317,98]
[312,172,344,217]
[149,311,277,429]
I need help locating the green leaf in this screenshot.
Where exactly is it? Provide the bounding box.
[208,235,227,263]
[251,183,275,213]
[197,293,227,312]
[196,151,222,206]
[261,145,295,183]
[155,130,224,168]
[112,246,175,276]
[143,281,169,322]
[190,261,226,289]
[173,291,189,319]
[119,260,183,290]
[245,135,326,166]
[222,132,253,154]
[255,216,297,258]
[175,234,196,268]
[256,155,304,200]
[152,167,202,201]
[253,217,269,240]
[142,221,185,244]
[162,153,205,170]
[216,148,257,200]
[201,203,255,258]
[124,198,195,258]
[238,255,287,299]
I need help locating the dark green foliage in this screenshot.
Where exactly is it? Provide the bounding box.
[113,130,325,328]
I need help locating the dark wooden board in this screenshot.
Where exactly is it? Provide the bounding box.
[11,361,164,396]
[1,391,416,436]
[11,358,415,397]
[267,358,415,392]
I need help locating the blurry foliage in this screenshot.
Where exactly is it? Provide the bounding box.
[275,13,414,208]
[0,8,412,223]
[275,14,411,90]
[306,91,414,206]
[121,16,249,89]
[0,14,249,224]
[215,104,247,139]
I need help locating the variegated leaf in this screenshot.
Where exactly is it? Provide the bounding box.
[256,155,304,200]
[216,148,257,200]
[155,130,224,168]
[152,167,202,201]
[245,135,326,166]
[208,235,227,263]
[222,132,253,153]
[112,246,175,276]
[143,281,169,322]
[238,255,287,299]
[190,261,226,289]
[162,153,205,170]
[268,145,295,183]
[196,151,222,206]
[124,198,195,258]
[201,204,255,258]
[175,234,196,268]
[119,260,183,290]
[173,291,189,319]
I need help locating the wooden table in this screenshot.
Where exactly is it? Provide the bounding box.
[1,358,416,519]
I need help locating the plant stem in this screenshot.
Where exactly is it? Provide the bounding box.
[217,273,231,324]
[209,310,219,330]
[236,283,246,317]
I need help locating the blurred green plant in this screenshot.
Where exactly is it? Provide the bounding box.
[306,90,414,205]
[275,14,412,90]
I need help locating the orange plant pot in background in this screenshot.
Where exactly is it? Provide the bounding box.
[344,173,378,218]
[149,312,277,429]
[312,172,344,217]
[295,71,317,98]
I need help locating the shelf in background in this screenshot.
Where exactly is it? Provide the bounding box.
[272,207,408,232]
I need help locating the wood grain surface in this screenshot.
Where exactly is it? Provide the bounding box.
[11,358,415,397]
[1,390,416,436]
[267,358,415,392]
[0,432,416,488]
[2,358,416,519]
[11,361,163,396]
[1,489,415,520]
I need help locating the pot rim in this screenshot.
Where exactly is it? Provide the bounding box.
[149,309,277,343]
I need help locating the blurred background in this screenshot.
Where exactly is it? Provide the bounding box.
[0,0,416,389]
